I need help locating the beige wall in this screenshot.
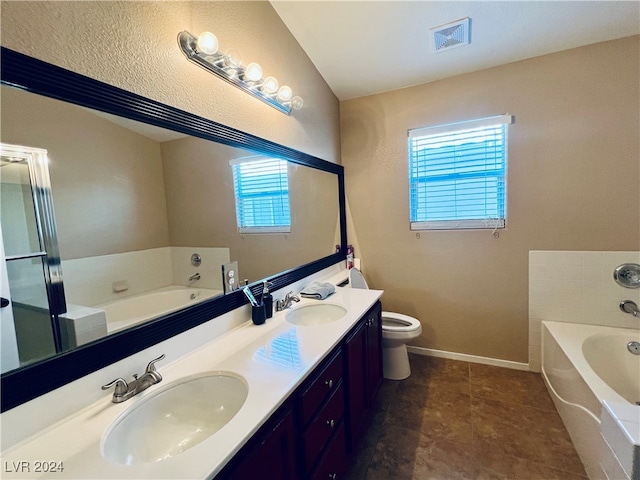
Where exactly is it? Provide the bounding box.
[1,86,170,260]
[341,36,640,363]
[161,136,340,282]
[0,1,340,164]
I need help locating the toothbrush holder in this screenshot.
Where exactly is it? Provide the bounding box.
[251,303,266,325]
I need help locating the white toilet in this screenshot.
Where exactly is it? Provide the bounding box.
[348,268,422,380]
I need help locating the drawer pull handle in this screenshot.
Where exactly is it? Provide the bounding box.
[326,419,335,429]
[325,379,333,389]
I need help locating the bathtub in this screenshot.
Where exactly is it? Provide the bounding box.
[542,321,640,480]
[98,286,222,333]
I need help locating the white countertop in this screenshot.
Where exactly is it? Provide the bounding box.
[1,285,382,479]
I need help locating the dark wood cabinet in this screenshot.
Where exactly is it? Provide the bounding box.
[217,301,382,480]
[344,319,367,449]
[219,404,297,480]
[310,424,347,480]
[344,301,382,452]
[365,302,383,406]
[298,350,344,427]
[297,348,345,477]
[300,385,344,474]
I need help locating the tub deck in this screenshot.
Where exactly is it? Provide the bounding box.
[97,286,222,333]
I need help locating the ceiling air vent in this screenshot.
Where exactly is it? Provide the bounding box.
[430,17,471,53]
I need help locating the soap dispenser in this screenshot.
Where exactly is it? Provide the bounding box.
[262,281,274,319]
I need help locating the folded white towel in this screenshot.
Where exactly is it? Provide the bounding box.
[300,281,336,300]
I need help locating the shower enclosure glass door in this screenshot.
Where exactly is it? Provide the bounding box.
[0,143,66,373]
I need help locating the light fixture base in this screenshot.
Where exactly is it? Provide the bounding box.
[178,31,292,115]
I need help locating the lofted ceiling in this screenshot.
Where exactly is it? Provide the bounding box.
[270,1,640,101]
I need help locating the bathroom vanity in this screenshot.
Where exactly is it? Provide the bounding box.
[218,300,382,479]
[1,284,383,479]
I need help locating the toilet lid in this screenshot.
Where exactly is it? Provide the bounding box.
[349,267,369,290]
[381,311,421,332]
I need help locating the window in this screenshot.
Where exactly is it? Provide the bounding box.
[408,114,512,230]
[231,157,291,233]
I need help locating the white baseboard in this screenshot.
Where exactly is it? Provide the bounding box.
[406,345,530,371]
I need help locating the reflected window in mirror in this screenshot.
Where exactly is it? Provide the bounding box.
[231,157,291,234]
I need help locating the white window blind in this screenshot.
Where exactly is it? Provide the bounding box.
[231,157,291,234]
[408,114,512,230]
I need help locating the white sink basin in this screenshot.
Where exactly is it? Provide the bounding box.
[286,303,347,326]
[101,372,248,465]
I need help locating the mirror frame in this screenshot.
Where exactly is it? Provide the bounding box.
[0,47,347,412]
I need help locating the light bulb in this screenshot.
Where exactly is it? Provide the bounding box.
[196,32,218,55]
[244,62,262,82]
[262,76,279,94]
[291,96,304,110]
[276,85,293,102]
[224,48,243,69]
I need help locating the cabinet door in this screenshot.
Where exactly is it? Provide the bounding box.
[365,302,383,406]
[343,320,367,452]
[222,408,297,480]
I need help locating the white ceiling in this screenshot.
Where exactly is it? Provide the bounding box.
[270,1,640,101]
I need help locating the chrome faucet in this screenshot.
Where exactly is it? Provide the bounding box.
[101,354,165,403]
[275,291,300,312]
[619,300,639,317]
[188,272,201,282]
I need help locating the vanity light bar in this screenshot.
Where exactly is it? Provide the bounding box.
[178,31,303,115]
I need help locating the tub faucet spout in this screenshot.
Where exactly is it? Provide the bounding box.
[188,272,201,283]
[619,300,639,317]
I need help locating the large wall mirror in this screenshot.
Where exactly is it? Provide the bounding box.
[0,48,346,411]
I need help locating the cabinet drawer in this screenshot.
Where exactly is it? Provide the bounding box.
[298,349,343,427]
[310,424,347,480]
[301,382,345,475]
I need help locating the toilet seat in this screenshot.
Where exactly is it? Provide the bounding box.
[348,267,369,289]
[381,312,421,333]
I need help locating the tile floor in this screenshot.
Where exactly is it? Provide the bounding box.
[346,354,588,480]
